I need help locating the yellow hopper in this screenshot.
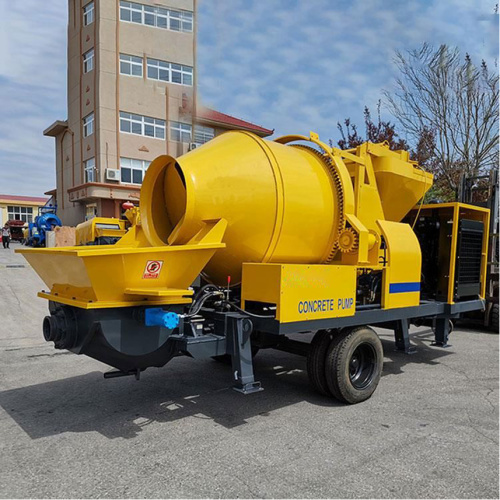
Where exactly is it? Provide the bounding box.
[17,219,226,309]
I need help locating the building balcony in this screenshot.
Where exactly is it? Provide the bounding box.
[67,181,140,203]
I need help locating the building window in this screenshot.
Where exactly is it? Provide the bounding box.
[7,206,33,223]
[171,63,193,85]
[83,112,94,137]
[84,158,96,182]
[194,125,215,145]
[83,48,94,73]
[146,58,169,81]
[146,58,192,86]
[119,54,143,77]
[119,112,165,139]
[170,121,192,143]
[120,1,142,23]
[119,1,193,33]
[120,157,150,184]
[83,2,94,26]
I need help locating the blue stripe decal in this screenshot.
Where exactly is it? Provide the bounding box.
[389,282,421,294]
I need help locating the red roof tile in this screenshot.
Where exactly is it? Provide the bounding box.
[197,107,273,136]
[0,194,49,204]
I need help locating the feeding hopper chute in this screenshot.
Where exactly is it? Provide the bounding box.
[17,219,226,308]
[369,146,433,221]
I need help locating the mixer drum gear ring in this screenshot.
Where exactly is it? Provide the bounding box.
[291,145,346,262]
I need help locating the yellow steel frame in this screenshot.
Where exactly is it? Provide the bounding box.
[37,291,193,309]
[415,202,490,304]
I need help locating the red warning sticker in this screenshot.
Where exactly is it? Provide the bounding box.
[143,260,163,279]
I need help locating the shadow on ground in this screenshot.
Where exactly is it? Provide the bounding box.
[0,330,452,440]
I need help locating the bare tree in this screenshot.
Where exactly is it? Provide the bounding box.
[383,43,499,195]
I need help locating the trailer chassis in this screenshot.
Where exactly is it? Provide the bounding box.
[44,297,485,399]
[169,298,485,395]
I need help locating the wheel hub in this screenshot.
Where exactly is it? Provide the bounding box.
[349,342,377,390]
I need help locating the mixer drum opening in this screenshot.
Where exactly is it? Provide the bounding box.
[140,155,188,247]
[164,161,188,242]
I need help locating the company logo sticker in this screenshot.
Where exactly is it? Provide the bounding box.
[143,260,163,279]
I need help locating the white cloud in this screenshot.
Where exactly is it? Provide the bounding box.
[0,0,497,196]
[198,0,498,142]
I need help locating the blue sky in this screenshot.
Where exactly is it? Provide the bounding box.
[0,0,497,196]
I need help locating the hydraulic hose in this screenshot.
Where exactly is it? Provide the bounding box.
[184,290,224,318]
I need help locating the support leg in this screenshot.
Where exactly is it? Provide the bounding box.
[227,316,263,394]
[394,320,416,354]
[432,317,452,347]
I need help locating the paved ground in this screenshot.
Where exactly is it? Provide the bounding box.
[0,243,498,499]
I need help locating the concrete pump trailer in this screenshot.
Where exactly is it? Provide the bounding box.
[17,131,489,404]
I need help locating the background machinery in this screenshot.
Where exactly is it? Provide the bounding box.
[75,217,127,246]
[24,205,62,247]
[17,131,489,404]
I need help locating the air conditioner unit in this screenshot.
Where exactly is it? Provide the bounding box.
[106,168,120,181]
[188,143,198,151]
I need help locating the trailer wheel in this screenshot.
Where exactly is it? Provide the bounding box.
[306,329,337,396]
[324,326,383,404]
[491,303,499,333]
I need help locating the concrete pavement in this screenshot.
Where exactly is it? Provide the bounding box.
[0,243,498,498]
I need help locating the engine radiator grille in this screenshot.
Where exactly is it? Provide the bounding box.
[454,219,484,299]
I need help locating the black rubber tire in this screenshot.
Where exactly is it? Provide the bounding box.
[324,326,383,404]
[212,346,260,365]
[306,329,338,396]
[490,303,499,333]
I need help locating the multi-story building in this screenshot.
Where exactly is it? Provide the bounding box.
[44,0,272,225]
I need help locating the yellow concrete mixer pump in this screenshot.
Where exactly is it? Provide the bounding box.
[17,131,490,404]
